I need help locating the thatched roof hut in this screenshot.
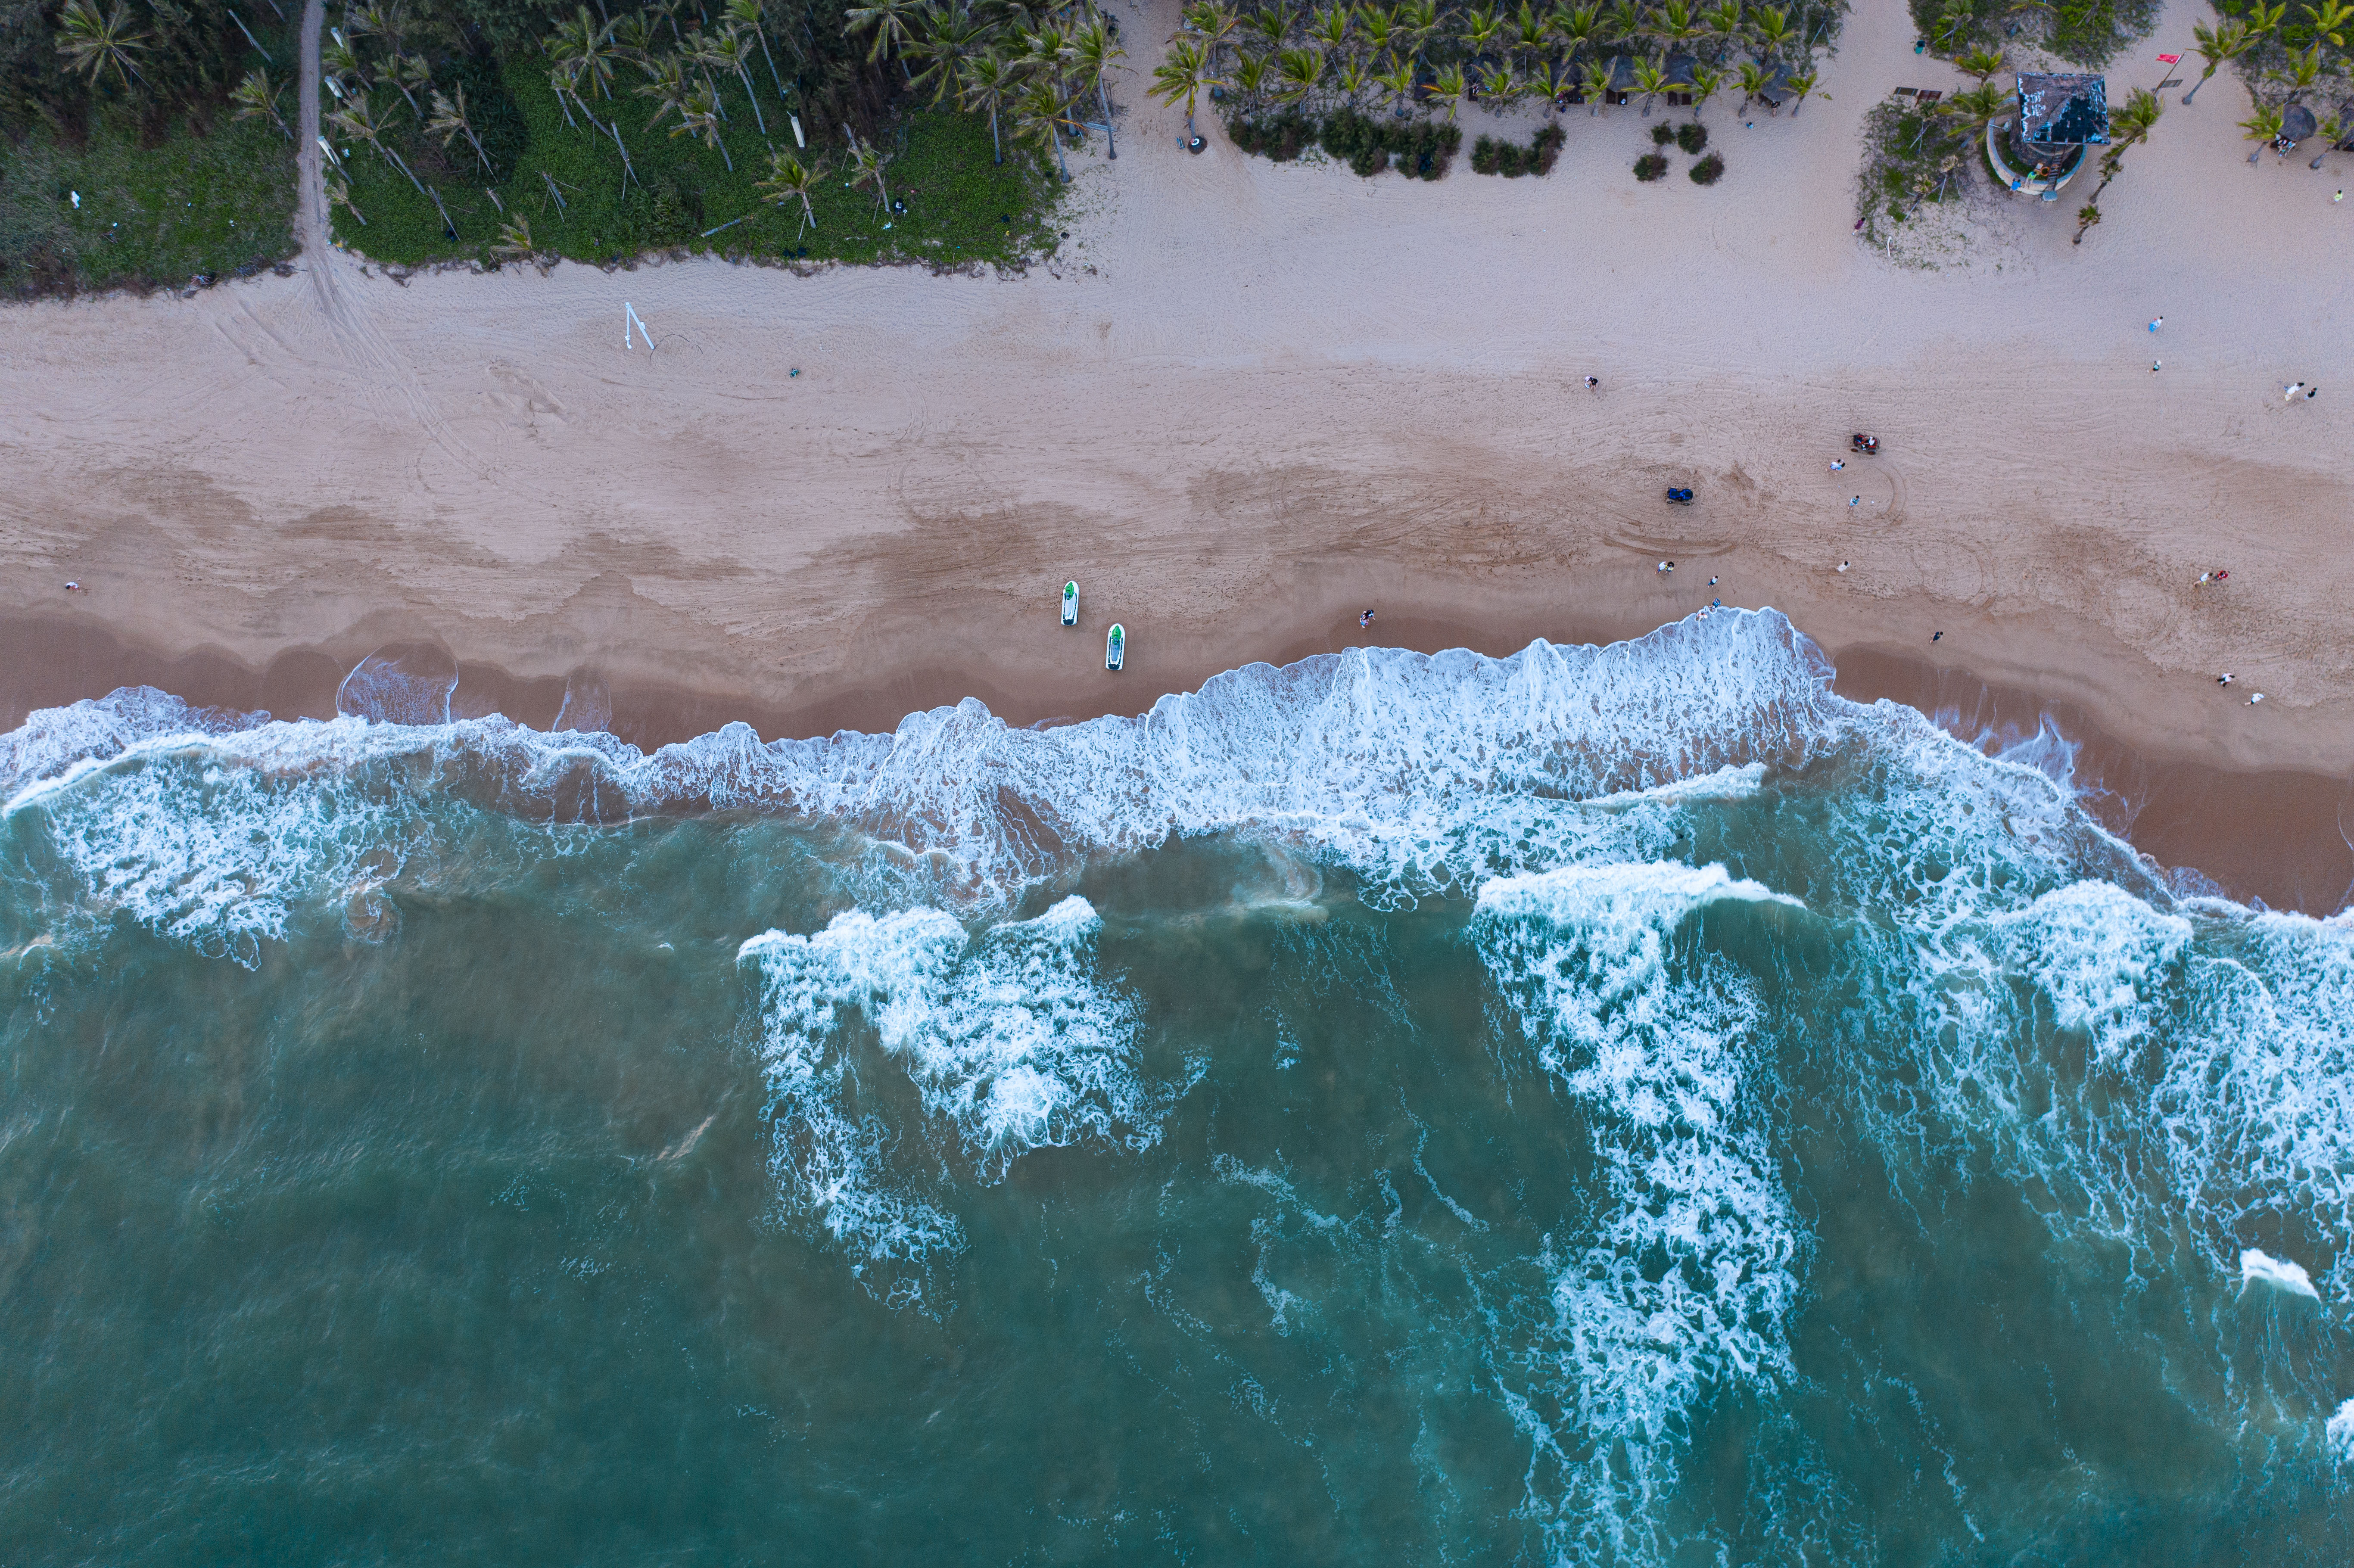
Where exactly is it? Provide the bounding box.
[2017,72,2109,149]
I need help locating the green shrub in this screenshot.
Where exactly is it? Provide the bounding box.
[1470,135,1501,174]
[1650,122,1677,146]
[1320,110,1390,175]
[1532,124,1566,175]
[1690,152,1725,184]
[1634,152,1669,181]
[1675,121,1709,155]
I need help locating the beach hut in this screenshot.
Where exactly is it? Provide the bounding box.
[1605,54,1635,107]
[1753,65,1794,112]
[1664,54,1697,108]
[1993,72,2108,199]
[2280,102,2319,145]
[2335,99,2354,150]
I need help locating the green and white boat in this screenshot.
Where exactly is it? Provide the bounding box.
[1105,624,1125,672]
[1062,581,1078,625]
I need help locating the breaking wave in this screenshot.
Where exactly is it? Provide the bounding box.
[1476,864,1809,1564]
[738,895,1158,1305]
[8,607,2354,1552]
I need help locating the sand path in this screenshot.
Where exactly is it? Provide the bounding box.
[2,0,2351,778]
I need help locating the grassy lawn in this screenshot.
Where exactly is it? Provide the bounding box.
[0,94,299,299]
[330,58,1062,271]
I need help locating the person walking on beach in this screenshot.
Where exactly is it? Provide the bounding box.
[1658,560,1675,575]
[1360,609,1375,629]
[2148,317,2163,333]
[1585,376,1599,390]
[2287,382,2307,400]
[1831,458,1846,471]
[2218,673,2234,685]
[2152,360,2162,373]
[2308,385,2321,400]
[1850,496,1862,508]
[1837,561,1850,572]
[2249,692,2266,706]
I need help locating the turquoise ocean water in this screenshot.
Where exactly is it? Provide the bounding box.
[3,610,2351,1564]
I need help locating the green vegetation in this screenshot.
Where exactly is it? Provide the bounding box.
[327,1,1076,268]
[1189,0,1847,181]
[1632,147,1665,178]
[2,4,299,297]
[3,2,1079,296]
[1910,0,2160,68]
[1227,103,1461,174]
[1468,119,1560,172]
[1688,146,1720,179]
[331,62,1054,270]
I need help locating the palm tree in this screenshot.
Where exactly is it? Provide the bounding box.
[1748,3,1793,57]
[1734,58,1766,115]
[1940,80,2008,140]
[707,25,768,134]
[550,7,620,101]
[1652,0,1703,52]
[494,216,539,262]
[1309,4,1350,50]
[1540,54,1578,114]
[2078,85,2160,206]
[1688,62,1719,117]
[56,0,146,91]
[1071,13,1125,158]
[1510,2,1548,68]
[327,174,367,227]
[727,0,789,97]
[1461,3,1506,56]
[1430,62,1467,118]
[1014,82,1074,178]
[1483,62,1526,112]
[846,0,928,81]
[232,66,290,138]
[674,80,735,170]
[329,93,433,202]
[1955,45,2003,83]
[1374,53,1413,115]
[1702,1,1743,47]
[1275,44,1324,106]
[2184,17,2250,103]
[759,148,824,235]
[1786,66,1818,115]
[963,50,1020,162]
[1600,0,1641,48]
[1360,3,1399,58]
[2272,43,2324,100]
[638,54,693,133]
[1149,35,1218,137]
[387,53,432,119]
[848,133,896,216]
[1398,0,1441,66]
[2301,0,2354,48]
[910,2,990,106]
[2073,202,2100,243]
[2241,100,2286,158]
[428,85,496,177]
[1632,55,1667,115]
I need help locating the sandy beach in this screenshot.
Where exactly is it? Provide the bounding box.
[3,0,2351,906]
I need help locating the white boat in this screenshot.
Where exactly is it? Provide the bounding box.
[1062,581,1078,625]
[1105,623,1125,672]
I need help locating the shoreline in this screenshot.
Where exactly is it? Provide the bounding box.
[6,604,2345,916]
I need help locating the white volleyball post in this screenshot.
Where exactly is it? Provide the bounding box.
[623,302,655,352]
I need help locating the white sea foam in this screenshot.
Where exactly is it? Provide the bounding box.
[1474,863,1807,1566]
[2327,1397,2354,1462]
[3,611,1851,945]
[2239,1248,2322,1300]
[738,896,1155,1291]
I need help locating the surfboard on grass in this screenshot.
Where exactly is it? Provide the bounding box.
[1106,624,1125,672]
[1062,582,1078,625]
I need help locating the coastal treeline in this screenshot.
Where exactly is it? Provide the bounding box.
[1158,0,1846,180]
[1,0,299,294]
[0,2,1076,292]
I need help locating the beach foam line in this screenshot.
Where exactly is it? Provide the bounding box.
[1,609,2133,916]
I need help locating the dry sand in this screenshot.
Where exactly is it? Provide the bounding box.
[2,0,2350,905]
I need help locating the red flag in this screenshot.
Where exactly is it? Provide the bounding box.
[2157,53,2181,62]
